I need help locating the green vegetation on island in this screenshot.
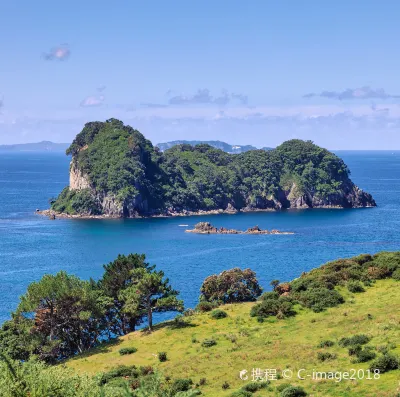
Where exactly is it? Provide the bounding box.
[49,118,376,217]
[0,251,399,396]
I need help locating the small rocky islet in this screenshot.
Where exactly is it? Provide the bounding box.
[185,222,294,235]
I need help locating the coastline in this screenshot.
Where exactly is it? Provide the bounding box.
[35,204,376,220]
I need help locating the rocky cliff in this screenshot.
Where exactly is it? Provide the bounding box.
[49,119,376,218]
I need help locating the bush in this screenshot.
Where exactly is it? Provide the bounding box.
[299,288,344,312]
[348,345,362,356]
[196,301,219,312]
[158,352,167,362]
[231,391,252,397]
[171,378,193,393]
[317,340,334,348]
[201,339,217,348]
[200,268,262,303]
[99,365,139,385]
[250,296,294,319]
[347,280,365,293]
[392,268,400,281]
[211,309,228,319]
[222,381,230,390]
[241,382,269,392]
[339,334,370,347]
[370,354,399,373]
[119,347,137,355]
[317,352,337,362]
[277,383,292,392]
[353,347,376,363]
[280,386,307,397]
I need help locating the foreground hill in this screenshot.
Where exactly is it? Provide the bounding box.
[156,140,273,153]
[0,141,69,152]
[67,278,399,396]
[49,118,376,218]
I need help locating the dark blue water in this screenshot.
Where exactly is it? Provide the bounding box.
[1,151,400,324]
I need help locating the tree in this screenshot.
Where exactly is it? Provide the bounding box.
[98,254,153,335]
[15,271,106,362]
[120,267,184,331]
[199,268,262,304]
[270,279,280,291]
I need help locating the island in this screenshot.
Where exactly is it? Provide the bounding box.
[44,118,376,219]
[185,222,294,234]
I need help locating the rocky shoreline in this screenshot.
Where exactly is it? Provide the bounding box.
[185,222,294,235]
[36,202,374,220]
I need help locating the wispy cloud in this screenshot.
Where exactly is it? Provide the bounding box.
[168,89,249,106]
[42,44,71,61]
[80,95,105,107]
[303,86,400,100]
[140,103,169,108]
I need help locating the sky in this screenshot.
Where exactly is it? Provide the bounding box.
[1,0,400,149]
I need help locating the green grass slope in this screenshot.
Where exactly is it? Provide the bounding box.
[68,279,400,397]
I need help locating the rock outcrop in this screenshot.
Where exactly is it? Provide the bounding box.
[185,222,294,235]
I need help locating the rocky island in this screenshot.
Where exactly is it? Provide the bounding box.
[45,118,376,219]
[185,222,294,234]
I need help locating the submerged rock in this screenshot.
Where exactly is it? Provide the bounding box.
[185,222,294,235]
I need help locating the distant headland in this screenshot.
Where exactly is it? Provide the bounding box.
[0,141,69,152]
[42,118,376,219]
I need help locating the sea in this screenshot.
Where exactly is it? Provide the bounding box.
[0,151,400,325]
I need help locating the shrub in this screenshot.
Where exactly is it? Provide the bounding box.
[201,339,217,348]
[99,365,139,385]
[392,269,400,280]
[347,280,365,293]
[299,288,344,312]
[200,268,262,304]
[196,301,219,312]
[348,345,362,356]
[353,347,376,363]
[184,308,196,316]
[370,354,399,373]
[250,296,294,319]
[339,334,370,347]
[140,366,154,376]
[277,383,293,392]
[222,381,230,390]
[171,378,193,393]
[241,381,269,392]
[119,347,137,355]
[158,351,167,362]
[317,352,337,362]
[231,391,252,397]
[317,340,335,348]
[211,309,228,319]
[280,386,307,397]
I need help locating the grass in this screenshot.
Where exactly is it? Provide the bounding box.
[67,279,400,396]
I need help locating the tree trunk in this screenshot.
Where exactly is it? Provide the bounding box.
[148,308,153,331]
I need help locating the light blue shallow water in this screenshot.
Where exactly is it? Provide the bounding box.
[0,151,400,324]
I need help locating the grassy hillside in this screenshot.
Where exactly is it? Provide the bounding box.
[67,279,400,397]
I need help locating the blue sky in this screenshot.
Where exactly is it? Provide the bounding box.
[1,1,400,149]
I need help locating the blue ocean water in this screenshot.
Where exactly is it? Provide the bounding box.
[0,151,400,324]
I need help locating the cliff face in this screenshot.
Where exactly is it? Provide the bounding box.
[69,161,90,190]
[240,181,375,212]
[51,119,376,218]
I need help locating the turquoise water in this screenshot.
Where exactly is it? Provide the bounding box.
[1,151,400,324]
